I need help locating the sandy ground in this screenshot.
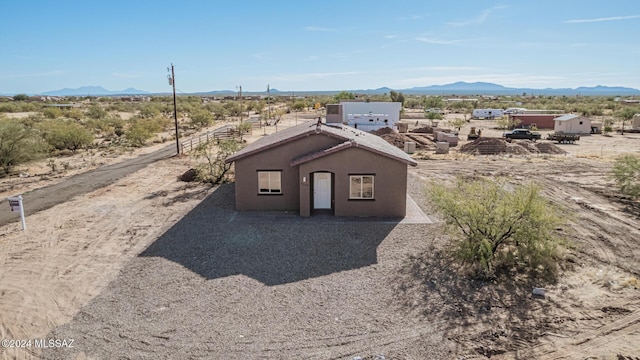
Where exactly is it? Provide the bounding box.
[1,111,639,359]
[0,155,213,359]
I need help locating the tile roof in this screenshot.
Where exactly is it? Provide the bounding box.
[225,120,417,166]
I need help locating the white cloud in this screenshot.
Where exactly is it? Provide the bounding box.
[305,26,336,32]
[384,35,398,39]
[305,55,319,61]
[416,37,461,45]
[565,15,640,23]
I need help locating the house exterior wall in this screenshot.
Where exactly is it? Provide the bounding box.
[633,115,640,129]
[298,147,408,217]
[233,134,342,211]
[554,117,592,134]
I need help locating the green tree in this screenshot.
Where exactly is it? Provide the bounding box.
[192,139,242,184]
[389,91,405,107]
[428,179,564,279]
[333,91,356,102]
[12,94,29,101]
[41,121,94,152]
[424,96,444,109]
[611,155,640,199]
[495,116,522,130]
[0,118,48,174]
[615,107,640,134]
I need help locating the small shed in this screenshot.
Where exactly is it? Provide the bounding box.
[554,114,592,134]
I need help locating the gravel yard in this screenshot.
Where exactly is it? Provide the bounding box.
[43,180,455,359]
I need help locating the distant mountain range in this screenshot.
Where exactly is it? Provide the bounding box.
[40,86,149,96]
[398,82,640,96]
[193,82,640,96]
[15,82,640,97]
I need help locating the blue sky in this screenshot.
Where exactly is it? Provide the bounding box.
[1,0,639,94]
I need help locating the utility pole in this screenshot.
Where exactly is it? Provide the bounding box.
[267,84,271,123]
[237,85,243,122]
[168,64,180,155]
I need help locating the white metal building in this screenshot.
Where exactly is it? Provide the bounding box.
[337,102,402,132]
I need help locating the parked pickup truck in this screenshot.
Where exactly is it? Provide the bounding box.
[502,129,542,141]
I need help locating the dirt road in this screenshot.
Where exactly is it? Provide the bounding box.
[0,145,177,227]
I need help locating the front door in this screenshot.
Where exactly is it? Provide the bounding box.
[313,172,331,209]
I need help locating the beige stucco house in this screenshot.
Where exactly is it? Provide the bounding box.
[225,120,417,217]
[554,114,592,134]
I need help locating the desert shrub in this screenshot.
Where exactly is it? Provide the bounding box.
[87,115,125,136]
[64,107,84,120]
[86,105,107,120]
[291,100,306,112]
[192,139,241,184]
[139,103,162,118]
[425,111,443,121]
[223,102,242,117]
[190,109,214,129]
[41,121,94,152]
[0,118,48,174]
[206,103,227,120]
[611,155,640,199]
[125,122,153,147]
[42,107,63,119]
[0,103,18,113]
[428,178,564,279]
[125,116,170,147]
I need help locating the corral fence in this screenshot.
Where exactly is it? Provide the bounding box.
[180,119,261,153]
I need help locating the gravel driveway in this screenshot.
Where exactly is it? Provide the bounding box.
[43,181,454,359]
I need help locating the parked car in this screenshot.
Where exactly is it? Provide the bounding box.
[502,129,542,141]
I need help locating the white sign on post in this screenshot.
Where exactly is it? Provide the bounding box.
[7,195,26,230]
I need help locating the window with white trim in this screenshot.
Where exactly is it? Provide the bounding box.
[258,171,282,194]
[349,175,374,199]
